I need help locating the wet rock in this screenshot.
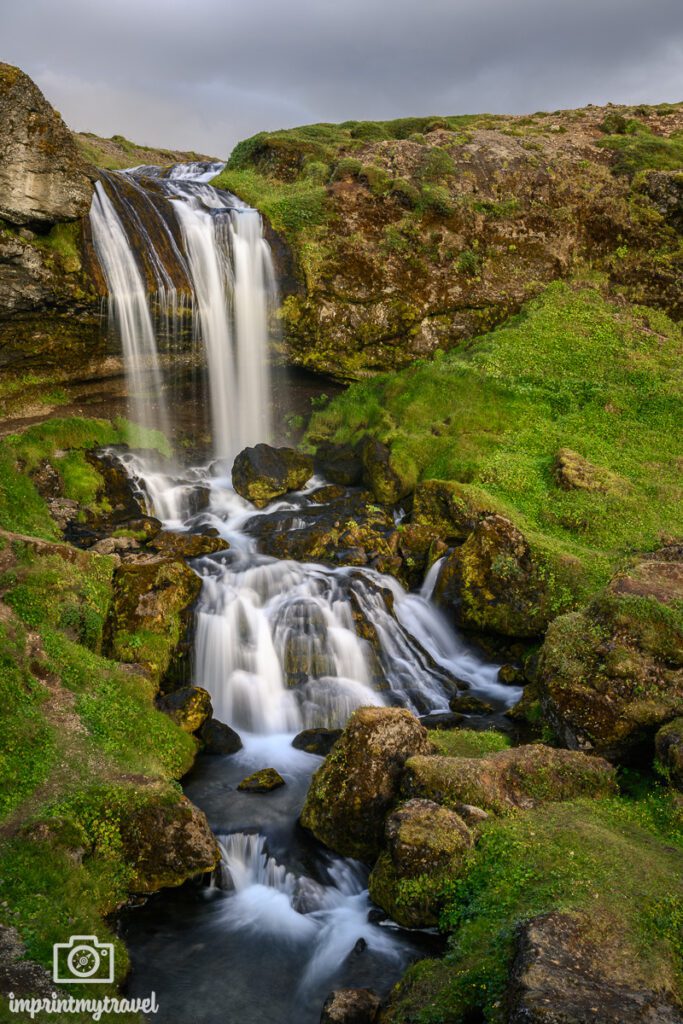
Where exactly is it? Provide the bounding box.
[449,695,494,715]
[309,483,348,504]
[105,556,202,683]
[0,62,93,227]
[360,438,414,505]
[120,515,163,540]
[292,728,342,756]
[655,718,683,789]
[411,479,487,540]
[157,686,212,733]
[121,794,220,893]
[419,711,465,730]
[368,799,472,928]
[402,743,616,815]
[314,441,364,486]
[320,988,381,1024]
[508,911,683,1023]
[199,717,243,755]
[232,443,313,507]
[537,549,683,763]
[237,768,286,792]
[499,663,524,686]
[300,707,431,863]
[147,531,228,559]
[186,485,211,516]
[0,924,54,998]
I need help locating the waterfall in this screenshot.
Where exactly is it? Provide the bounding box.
[89,162,276,461]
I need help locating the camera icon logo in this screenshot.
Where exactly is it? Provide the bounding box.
[53,935,115,984]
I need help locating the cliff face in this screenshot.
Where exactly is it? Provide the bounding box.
[213,105,683,380]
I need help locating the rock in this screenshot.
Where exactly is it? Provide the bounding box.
[655,719,683,790]
[90,536,141,556]
[300,707,431,862]
[508,911,683,1023]
[309,484,348,504]
[411,479,487,540]
[360,438,414,505]
[454,802,489,825]
[554,448,625,494]
[419,711,465,730]
[368,799,472,927]
[292,728,342,756]
[147,531,228,559]
[643,169,683,232]
[199,717,243,755]
[157,686,212,733]
[499,663,524,686]
[0,924,54,998]
[434,514,574,638]
[449,695,494,714]
[537,550,683,763]
[320,988,381,1024]
[402,744,616,815]
[314,442,364,486]
[237,768,286,792]
[186,485,211,517]
[232,443,313,507]
[121,794,220,893]
[105,556,202,683]
[0,63,93,226]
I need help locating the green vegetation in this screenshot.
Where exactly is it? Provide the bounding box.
[210,166,328,238]
[597,121,683,175]
[308,279,683,595]
[387,789,683,1023]
[429,729,511,758]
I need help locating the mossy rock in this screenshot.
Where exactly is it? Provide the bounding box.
[231,443,313,507]
[300,707,431,863]
[157,685,212,733]
[554,448,627,495]
[655,718,683,790]
[537,548,683,763]
[146,531,228,559]
[401,743,616,815]
[360,438,415,505]
[237,768,285,792]
[411,479,490,540]
[368,798,472,927]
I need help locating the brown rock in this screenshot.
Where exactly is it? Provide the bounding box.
[320,988,381,1024]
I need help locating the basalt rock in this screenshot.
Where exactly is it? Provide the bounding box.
[199,717,243,755]
[368,799,472,927]
[655,718,683,790]
[300,707,431,863]
[292,728,342,756]
[237,768,286,792]
[314,442,364,486]
[157,685,212,733]
[537,549,683,763]
[402,744,616,815]
[231,443,313,507]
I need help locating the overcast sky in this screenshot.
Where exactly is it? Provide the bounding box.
[2,0,682,157]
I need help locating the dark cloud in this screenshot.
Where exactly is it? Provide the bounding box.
[2,0,682,156]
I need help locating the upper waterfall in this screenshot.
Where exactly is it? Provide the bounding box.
[89,162,277,461]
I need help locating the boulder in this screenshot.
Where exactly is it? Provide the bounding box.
[655,718,683,790]
[554,448,625,494]
[508,911,683,1023]
[411,479,488,540]
[121,794,220,893]
[449,695,494,715]
[231,443,313,507]
[147,531,228,559]
[537,549,683,762]
[300,707,431,862]
[368,799,472,927]
[237,768,285,792]
[0,63,93,226]
[314,442,364,486]
[292,728,342,756]
[199,717,243,755]
[320,988,381,1024]
[402,744,616,815]
[360,439,414,505]
[157,686,212,733]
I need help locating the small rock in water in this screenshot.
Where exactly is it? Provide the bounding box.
[199,718,242,755]
[449,695,494,715]
[292,728,342,756]
[320,988,381,1024]
[418,711,464,730]
[498,663,524,686]
[237,768,285,793]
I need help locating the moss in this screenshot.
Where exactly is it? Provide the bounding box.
[598,125,683,176]
[429,729,511,758]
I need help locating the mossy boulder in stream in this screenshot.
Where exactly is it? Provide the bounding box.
[402,744,616,815]
[537,547,683,763]
[368,799,473,927]
[237,768,285,792]
[300,707,431,862]
[232,443,313,507]
[157,685,212,733]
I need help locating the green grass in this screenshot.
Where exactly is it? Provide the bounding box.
[597,123,683,176]
[429,729,511,758]
[388,789,683,1023]
[307,279,683,596]
[211,166,328,237]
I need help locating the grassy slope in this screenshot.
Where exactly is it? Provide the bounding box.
[74,131,217,170]
[307,278,683,598]
[0,419,192,1021]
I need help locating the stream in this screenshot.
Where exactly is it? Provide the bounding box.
[88,162,521,1024]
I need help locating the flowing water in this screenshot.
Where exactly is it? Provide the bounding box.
[90,163,521,1024]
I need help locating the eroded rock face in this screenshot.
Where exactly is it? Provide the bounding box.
[300,707,431,862]
[537,549,683,763]
[402,744,616,815]
[508,912,683,1024]
[121,794,220,893]
[232,443,314,507]
[368,799,472,927]
[0,63,93,227]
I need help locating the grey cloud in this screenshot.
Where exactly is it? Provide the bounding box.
[2,0,682,155]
